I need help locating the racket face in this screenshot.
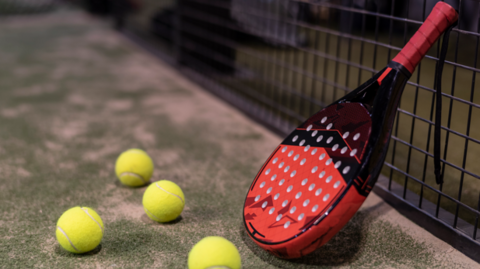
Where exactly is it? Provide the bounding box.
[244,103,371,244]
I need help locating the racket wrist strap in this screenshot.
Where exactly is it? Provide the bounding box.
[434,22,457,185]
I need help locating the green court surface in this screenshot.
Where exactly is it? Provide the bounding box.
[0,9,478,268]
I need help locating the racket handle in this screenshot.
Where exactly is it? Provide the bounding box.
[392,2,458,74]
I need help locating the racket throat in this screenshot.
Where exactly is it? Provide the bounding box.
[336,62,410,110]
[360,61,411,191]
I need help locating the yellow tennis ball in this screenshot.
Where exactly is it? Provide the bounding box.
[115,148,154,187]
[142,180,185,222]
[188,236,241,269]
[55,206,104,254]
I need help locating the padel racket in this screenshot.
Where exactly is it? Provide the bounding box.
[243,2,458,259]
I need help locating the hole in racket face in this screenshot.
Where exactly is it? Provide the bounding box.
[244,103,371,243]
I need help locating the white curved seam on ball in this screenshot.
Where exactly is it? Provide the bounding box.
[119,172,147,183]
[155,183,184,203]
[205,266,231,269]
[81,207,104,232]
[57,226,80,252]
[144,207,164,222]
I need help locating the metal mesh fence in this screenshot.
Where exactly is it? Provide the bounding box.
[123,0,480,261]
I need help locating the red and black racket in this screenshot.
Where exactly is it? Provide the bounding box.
[243,2,458,259]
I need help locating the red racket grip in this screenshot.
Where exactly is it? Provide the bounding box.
[392,2,458,74]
